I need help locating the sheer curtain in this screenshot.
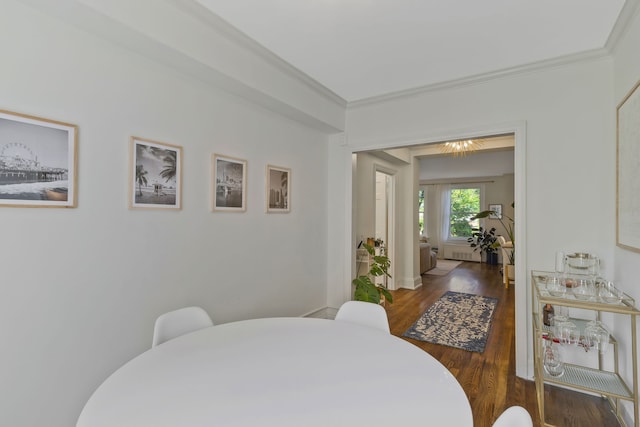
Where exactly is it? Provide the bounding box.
[439,184,451,255]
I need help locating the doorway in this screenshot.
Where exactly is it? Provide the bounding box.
[346,123,527,378]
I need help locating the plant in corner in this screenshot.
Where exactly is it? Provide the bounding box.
[353,243,393,304]
[467,226,498,264]
[471,202,515,265]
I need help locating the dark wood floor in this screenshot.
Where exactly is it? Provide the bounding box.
[384,261,620,427]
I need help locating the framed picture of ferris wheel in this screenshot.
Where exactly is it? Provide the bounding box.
[0,109,78,208]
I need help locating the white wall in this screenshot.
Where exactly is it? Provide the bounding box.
[0,2,331,427]
[334,55,615,379]
[483,174,515,241]
[612,4,640,425]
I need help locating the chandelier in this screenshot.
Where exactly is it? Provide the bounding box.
[440,139,483,156]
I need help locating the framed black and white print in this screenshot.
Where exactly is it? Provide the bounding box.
[212,154,247,212]
[129,136,182,210]
[0,109,78,208]
[488,204,502,219]
[266,164,290,213]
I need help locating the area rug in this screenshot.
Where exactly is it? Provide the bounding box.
[423,259,462,276]
[403,291,498,353]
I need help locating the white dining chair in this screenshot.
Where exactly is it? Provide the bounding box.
[152,306,214,347]
[334,301,390,333]
[492,406,533,427]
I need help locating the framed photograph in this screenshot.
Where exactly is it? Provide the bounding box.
[617,79,640,252]
[266,164,290,213]
[212,154,247,212]
[129,136,182,210]
[0,109,78,207]
[488,204,502,219]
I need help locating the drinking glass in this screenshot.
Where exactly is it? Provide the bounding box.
[585,321,610,354]
[543,342,564,377]
[546,275,566,297]
[598,281,623,304]
[556,321,579,345]
[572,277,596,301]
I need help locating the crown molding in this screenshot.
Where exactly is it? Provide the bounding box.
[171,0,346,108]
[19,0,346,132]
[348,49,611,108]
[606,0,640,53]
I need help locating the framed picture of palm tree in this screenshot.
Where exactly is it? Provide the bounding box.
[129,136,182,210]
[266,164,290,213]
[212,153,247,212]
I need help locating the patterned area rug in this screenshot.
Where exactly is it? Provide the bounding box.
[403,291,498,353]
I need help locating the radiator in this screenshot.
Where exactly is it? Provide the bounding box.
[442,244,481,262]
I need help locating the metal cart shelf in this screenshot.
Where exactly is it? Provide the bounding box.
[532,270,639,426]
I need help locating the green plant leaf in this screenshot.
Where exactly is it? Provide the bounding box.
[353,277,381,303]
[379,287,393,303]
[353,242,393,304]
[471,210,494,219]
[470,206,515,262]
[363,243,375,255]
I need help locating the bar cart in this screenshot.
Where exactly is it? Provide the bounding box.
[531,271,639,426]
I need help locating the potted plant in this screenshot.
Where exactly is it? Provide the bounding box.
[467,226,498,264]
[472,204,515,278]
[472,205,514,258]
[353,243,393,304]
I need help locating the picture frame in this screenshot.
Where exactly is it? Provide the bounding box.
[0,109,78,208]
[212,154,247,212]
[129,136,182,210]
[266,164,290,213]
[488,204,502,219]
[617,79,640,252]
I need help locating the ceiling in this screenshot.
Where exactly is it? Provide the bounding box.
[196,0,626,102]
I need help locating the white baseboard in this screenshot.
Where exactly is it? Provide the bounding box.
[397,276,423,290]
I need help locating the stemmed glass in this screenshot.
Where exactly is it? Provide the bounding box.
[556,321,579,345]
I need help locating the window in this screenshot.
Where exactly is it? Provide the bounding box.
[418,189,425,236]
[448,186,481,239]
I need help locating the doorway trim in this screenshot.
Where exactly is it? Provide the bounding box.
[374,166,396,290]
[346,120,529,378]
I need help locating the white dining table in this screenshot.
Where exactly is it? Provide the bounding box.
[77,317,473,427]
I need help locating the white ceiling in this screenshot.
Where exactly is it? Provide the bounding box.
[196,0,626,102]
